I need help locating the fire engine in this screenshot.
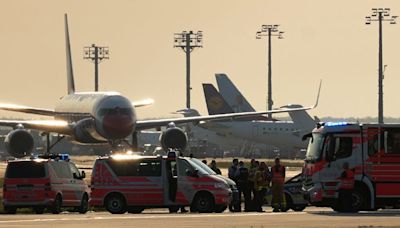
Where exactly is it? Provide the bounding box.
[302,122,400,212]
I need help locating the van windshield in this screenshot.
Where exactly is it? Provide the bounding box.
[185,159,210,175]
[305,133,325,162]
[6,161,46,178]
[189,158,216,175]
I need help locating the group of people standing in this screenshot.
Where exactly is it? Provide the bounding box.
[228,157,287,212]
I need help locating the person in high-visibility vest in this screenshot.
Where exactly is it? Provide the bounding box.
[254,162,270,212]
[338,162,355,212]
[271,157,286,212]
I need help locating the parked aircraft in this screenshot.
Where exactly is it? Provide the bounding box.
[198,80,320,157]
[0,14,312,158]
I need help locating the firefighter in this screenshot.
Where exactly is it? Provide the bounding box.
[228,159,239,181]
[228,158,239,212]
[248,159,258,210]
[210,160,222,175]
[254,162,270,212]
[235,161,251,211]
[338,162,355,212]
[271,157,286,212]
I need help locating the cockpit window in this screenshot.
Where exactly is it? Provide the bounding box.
[98,108,132,116]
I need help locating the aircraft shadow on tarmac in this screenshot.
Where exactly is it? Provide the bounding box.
[308,211,400,217]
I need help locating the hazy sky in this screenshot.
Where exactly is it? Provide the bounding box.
[1,0,400,120]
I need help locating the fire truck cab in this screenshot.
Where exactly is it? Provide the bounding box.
[90,152,232,214]
[302,122,400,212]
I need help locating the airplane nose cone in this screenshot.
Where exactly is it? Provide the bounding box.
[103,115,134,139]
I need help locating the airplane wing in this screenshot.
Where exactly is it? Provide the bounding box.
[132,98,154,108]
[0,119,72,135]
[0,103,56,116]
[135,105,314,130]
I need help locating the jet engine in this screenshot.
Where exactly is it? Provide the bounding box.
[5,129,34,158]
[73,118,105,143]
[160,127,187,152]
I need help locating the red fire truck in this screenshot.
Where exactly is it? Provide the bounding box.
[302,122,400,212]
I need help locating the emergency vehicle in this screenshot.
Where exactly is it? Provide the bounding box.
[90,152,233,214]
[302,122,400,212]
[2,154,90,214]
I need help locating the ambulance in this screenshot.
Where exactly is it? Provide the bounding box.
[302,122,400,212]
[90,151,233,214]
[2,154,90,214]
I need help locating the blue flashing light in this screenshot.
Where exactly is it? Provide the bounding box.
[59,154,70,161]
[325,122,349,127]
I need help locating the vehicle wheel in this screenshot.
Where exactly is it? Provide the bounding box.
[105,194,127,214]
[78,194,89,214]
[280,193,292,212]
[351,188,365,212]
[4,206,17,214]
[34,206,44,214]
[214,205,227,213]
[51,195,62,214]
[192,193,214,213]
[291,204,307,212]
[128,206,144,214]
[168,206,179,213]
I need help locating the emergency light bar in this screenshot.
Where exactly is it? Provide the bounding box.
[37,154,70,161]
[324,122,349,127]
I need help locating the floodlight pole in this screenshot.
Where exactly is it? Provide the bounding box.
[83,44,109,92]
[174,31,203,109]
[256,25,284,119]
[366,8,397,123]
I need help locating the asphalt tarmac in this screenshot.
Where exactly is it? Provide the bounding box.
[1,207,400,228]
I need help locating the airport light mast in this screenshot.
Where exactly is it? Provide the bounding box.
[256,25,284,119]
[83,44,110,92]
[174,31,203,109]
[366,8,397,123]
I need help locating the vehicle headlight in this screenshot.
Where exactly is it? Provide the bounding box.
[214,183,228,189]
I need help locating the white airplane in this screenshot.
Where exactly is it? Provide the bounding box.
[197,76,320,157]
[0,14,313,158]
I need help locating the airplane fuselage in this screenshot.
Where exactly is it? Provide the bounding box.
[199,120,308,153]
[54,92,136,143]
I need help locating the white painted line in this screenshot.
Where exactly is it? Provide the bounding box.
[0,212,306,224]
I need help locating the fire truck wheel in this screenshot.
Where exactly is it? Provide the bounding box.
[351,188,365,212]
[128,206,144,214]
[51,195,62,214]
[77,194,89,214]
[193,193,215,213]
[105,193,127,214]
[214,205,227,213]
[4,206,17,214]
[33,206,44,214]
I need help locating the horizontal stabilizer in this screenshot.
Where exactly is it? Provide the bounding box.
[132,98,154,108]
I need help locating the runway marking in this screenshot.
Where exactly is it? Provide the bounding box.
[0,212,306,224]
